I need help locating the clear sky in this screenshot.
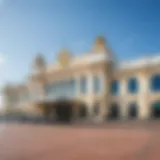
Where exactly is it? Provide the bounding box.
[0,0,160,86]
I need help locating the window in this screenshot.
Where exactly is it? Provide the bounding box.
[44,83,51,95]
[45,79,77,99]
[70,79,76,96]
[151,74,160,92]
[93,76,101,94]
[45,83,55,98]
[111,80,119,95]
[128,78,138,93]
[80,77,87,94]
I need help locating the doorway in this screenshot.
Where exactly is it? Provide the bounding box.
[151,101,160,119]
[55,101,73,123]
[128,103,138,119]
[108,103,120,120]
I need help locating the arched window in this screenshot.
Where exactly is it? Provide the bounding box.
[111,80,119,95]
[128,78,138,93]
[80,77,87,94]
[70,79,76,96]
[93,76,101,94]
[151,74,160,92]
[44,83,51,96]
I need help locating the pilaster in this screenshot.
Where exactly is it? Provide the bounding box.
[138,73,150,119]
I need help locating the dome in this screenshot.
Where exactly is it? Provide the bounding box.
[91,36,114,60]
[33,53,46,72]
[57,48,72,67]
[92,36,106,53]
[95,36,105,45]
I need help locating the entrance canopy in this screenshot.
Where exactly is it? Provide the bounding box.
[35,99,85,123]
[36,99,82,108]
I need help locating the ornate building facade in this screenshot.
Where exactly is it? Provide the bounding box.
[2,37,160,122]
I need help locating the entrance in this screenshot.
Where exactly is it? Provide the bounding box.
[38,100,74,123]
[151,101,160,119]
[108,103,120,120]
[128,103,138,119]
[55,100,73,123]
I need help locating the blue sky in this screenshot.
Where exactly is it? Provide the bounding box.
[0,0,160,85]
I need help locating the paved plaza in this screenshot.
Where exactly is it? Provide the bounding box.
[0,121,160,160]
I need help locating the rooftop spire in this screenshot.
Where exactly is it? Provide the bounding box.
[33,53,46,72]
[58,48,72,67]
[92,36,106,53]
[92,36,113,59]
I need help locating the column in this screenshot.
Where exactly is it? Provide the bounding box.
[95,100,107,123]
[87,73,94,121]
[138,73,149,119]
[37,82,45,101]
[120,78,128,119]
[100,72,106,95]
[86,100,94,121]
[75,75,80,97]
[28,83,34,102]
[96,72,107,122]
[87,73,93,95]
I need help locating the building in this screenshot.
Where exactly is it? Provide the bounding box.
[2,36,160,123]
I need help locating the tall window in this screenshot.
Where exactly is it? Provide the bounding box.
[111,80,119,95]
[70,79,76,96]
[128,78,138,93]
[44,83,50,95]
[93,76,101,94]
[45,83,55,98]
[151,74,160,92]
[80,77,87,94]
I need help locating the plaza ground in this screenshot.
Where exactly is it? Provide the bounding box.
[0,121,160,160]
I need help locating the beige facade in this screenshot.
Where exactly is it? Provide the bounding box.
[2,36,160,122]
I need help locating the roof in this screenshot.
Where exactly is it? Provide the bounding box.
[46,52,112,73]
[119,55,160,70]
